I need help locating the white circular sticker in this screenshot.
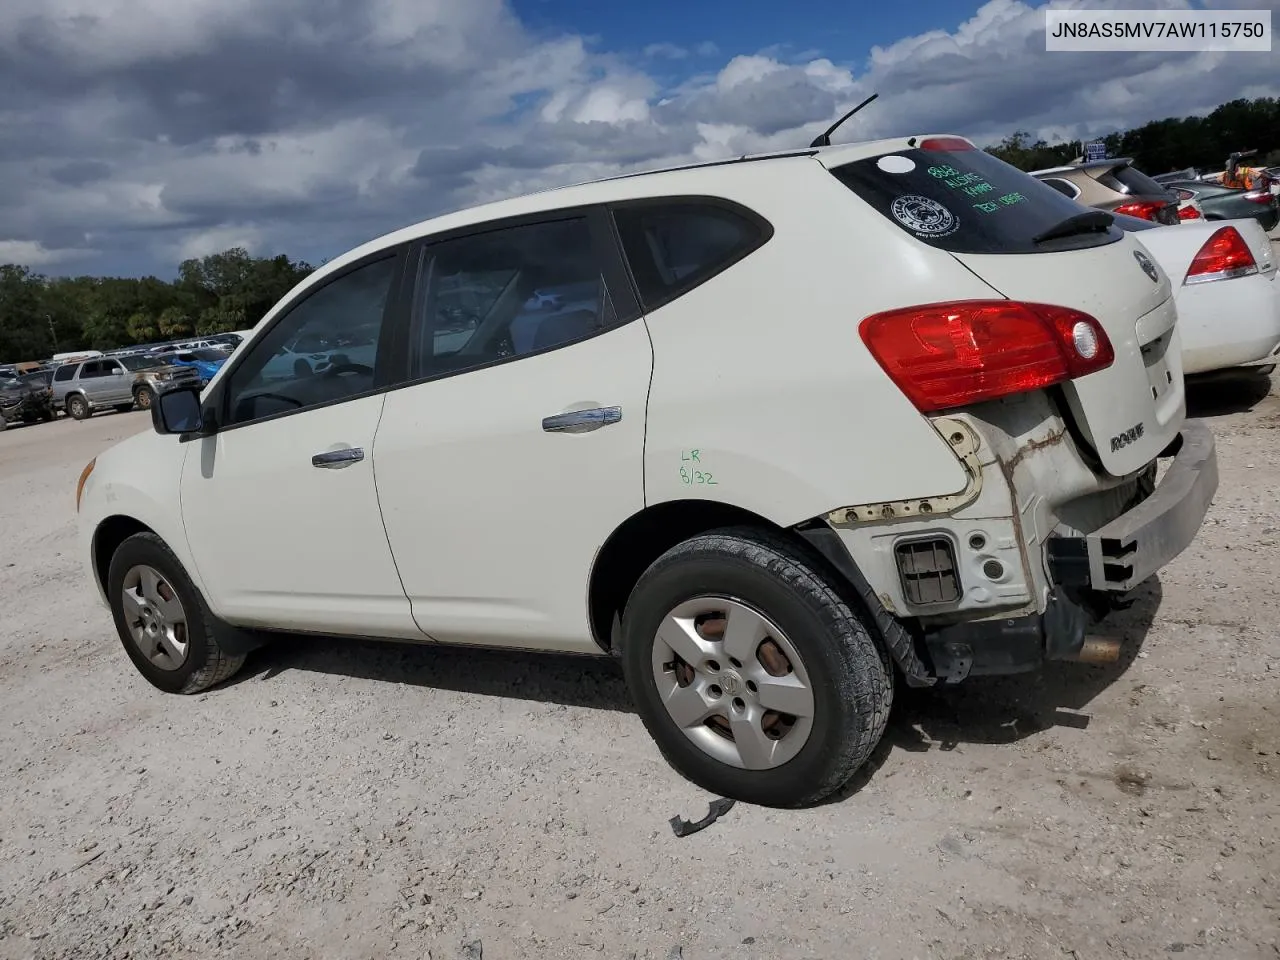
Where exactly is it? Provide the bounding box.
[890,195,958,236]
[877,154,916,174]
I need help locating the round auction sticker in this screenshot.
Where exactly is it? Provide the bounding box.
[877,154,916,174]
[890,195,958,236]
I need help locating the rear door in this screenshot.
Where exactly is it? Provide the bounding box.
[828,141,1182,477]
[372,208,651,654]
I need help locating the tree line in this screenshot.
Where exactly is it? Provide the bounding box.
[0,248,313,361]
[984,96,1280,174]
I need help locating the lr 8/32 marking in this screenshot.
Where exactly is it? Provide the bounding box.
[680,449,717,486]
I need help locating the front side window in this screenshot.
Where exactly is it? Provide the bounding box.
[53,364,77,382]
[613,202,766,310]
[411,217,616,379]
[223,255,398,425]
[79,361,104,379]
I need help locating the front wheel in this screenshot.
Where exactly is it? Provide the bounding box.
[106,532,247,694]
[134,386,154,411]
[66,395,91,420]
[621,527,892,808]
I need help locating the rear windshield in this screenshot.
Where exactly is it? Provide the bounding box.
[1098,164,1174,199]
[830,145,1122,254]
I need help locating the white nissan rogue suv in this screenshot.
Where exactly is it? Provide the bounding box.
[76,135,1218,807]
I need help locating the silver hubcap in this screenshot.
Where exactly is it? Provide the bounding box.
[651,597,815,770]
[120,565,189,669]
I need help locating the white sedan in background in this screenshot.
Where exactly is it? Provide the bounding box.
[1118,214,1280,377]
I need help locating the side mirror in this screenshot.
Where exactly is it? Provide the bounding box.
[152,386,204,436]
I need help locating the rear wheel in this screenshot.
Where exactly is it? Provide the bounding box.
[134,386,154,411]
[66,395,90,420]
[107,532,247,694]
[621,527,892,808]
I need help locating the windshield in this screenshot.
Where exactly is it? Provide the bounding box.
[830,144,1122,254]
[120,355,161,371]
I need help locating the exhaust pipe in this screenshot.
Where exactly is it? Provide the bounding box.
[1075,636,1122,665]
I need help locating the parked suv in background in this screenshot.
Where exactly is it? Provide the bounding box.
[1032,158,1183,224]
[77,135,1217,807]
[53,354,201,419]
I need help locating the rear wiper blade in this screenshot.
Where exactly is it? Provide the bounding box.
[1032,209,1114,244]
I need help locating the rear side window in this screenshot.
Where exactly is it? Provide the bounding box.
[53,364,77,382]
[1099,164,1173,199]
[613,201,769,310]
[830,146,1122,254]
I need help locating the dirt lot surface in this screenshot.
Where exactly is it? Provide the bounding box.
[1,391,1277,960]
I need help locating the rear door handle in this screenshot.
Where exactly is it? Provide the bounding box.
[541,406,622,434]
[311,447,364,468]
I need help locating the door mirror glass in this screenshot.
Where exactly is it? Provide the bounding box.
[152,386,203,436]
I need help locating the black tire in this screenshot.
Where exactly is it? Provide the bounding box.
[66,394,91,420]
[134,386,154,410]
[621,526,892,808]
[106,532,247,694]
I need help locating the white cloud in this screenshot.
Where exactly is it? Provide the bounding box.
[0,239,95,266]
[169,224,263,262]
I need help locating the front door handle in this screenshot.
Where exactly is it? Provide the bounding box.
[541,406,622,434]
[312,447,365,468]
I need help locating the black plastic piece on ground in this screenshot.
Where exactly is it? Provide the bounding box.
[670,798,736,837]
[796,524,937,688]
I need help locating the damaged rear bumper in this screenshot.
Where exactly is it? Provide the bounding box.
[922,420,1217,682]
[1046,419,1218,592]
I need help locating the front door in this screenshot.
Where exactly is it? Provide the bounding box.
[179,250,418,638]
[373,212,652,654]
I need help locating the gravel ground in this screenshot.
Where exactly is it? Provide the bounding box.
[0,389,1277,960]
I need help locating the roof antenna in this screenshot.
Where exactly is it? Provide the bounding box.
[809,93,879,148]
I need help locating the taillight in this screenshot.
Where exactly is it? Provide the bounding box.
[1184,226,1258,285]
[1244,190,1274,204]
[1177,205,1202,220]
[1113,200,1167,221]
[859,300,1115,413]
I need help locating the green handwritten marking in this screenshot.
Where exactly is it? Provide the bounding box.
[945,173,985,189]
[679,451,716,486]
[963,181,993,197]
[973,201,1000,214]
[998,192,1026,206]
[927,164,960,179]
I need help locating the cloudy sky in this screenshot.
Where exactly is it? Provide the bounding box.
[0,0,1275,277]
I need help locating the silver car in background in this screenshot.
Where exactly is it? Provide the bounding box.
[52,355,201,420]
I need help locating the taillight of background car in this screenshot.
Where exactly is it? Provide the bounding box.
[1114,199,1178,224]
[858,300,1115,412]
[1184,226,1258,285]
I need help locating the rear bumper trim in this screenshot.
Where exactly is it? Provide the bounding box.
[1053,420,1217,592]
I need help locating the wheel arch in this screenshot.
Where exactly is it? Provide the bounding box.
[587,499,936,686]
[91,515,155,597]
